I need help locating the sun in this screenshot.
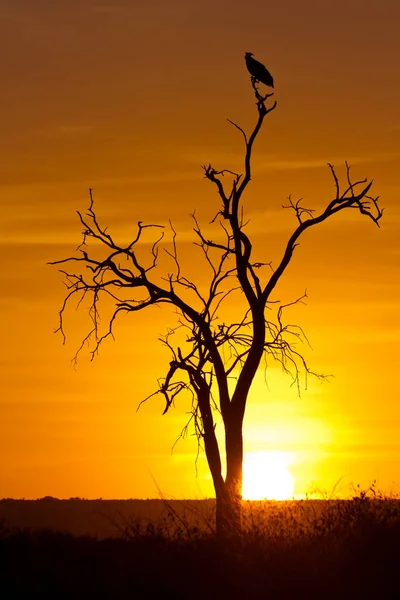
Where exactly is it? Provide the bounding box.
[242,451,294,500]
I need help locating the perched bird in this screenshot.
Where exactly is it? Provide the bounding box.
[245,52,274,88]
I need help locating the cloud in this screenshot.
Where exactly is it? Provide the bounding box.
[32,125,93,139]
[88,3,133,14]
[182,149,400,173]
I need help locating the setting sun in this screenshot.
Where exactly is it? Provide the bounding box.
[242,452,294,500]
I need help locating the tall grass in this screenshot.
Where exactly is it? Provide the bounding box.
[1,486,400,599]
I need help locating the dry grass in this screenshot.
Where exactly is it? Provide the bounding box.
[1,486,400,599]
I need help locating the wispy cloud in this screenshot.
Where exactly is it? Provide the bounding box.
[32,125,93,139]
[89,3,133,14]
[182,149,400,173]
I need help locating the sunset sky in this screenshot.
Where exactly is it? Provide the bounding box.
[1,0,400,500]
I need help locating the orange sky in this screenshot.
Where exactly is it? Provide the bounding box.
[1,0,400,500]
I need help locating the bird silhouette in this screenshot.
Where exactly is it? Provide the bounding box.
[245,53,274,88]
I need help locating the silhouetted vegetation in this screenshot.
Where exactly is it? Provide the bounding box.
[50,58,383,536]
[1,490,399,599]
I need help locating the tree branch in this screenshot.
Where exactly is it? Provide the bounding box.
[263,163,383,302]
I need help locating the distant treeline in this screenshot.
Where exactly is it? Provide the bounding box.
[0,498,216,538]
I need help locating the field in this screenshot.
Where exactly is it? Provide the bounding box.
[1,492,400,599]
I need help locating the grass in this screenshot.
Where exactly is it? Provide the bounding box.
[1,486,400,599]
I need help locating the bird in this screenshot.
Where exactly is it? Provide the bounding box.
[245,52,274,88]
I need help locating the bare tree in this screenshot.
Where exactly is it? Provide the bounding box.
[50,76,383,536]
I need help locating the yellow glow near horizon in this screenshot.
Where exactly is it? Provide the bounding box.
[242,452,294,500]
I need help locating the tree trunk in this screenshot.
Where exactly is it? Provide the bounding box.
[215,413,243,537]
[215,483,242,537]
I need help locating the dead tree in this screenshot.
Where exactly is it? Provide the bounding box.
[50,76,383,537]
